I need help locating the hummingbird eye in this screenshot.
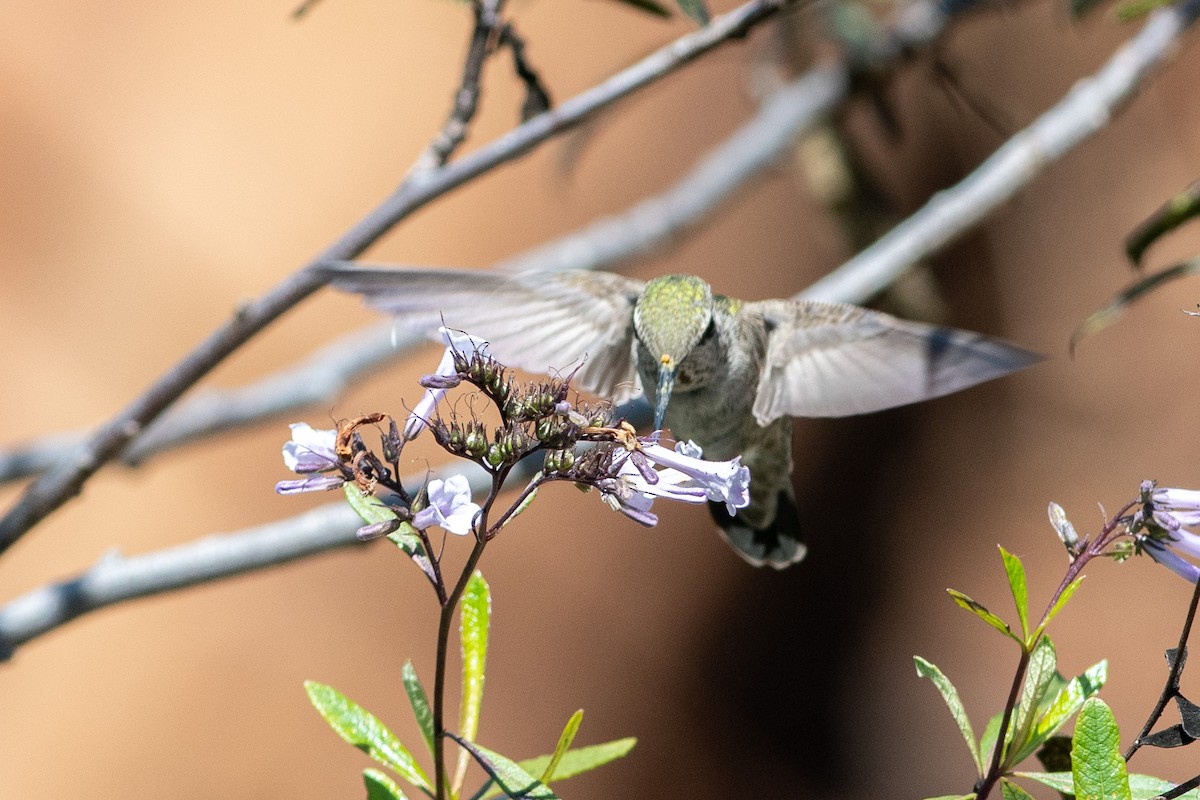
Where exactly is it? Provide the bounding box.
[699,317,716,344]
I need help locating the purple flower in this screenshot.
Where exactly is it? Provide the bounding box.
[282,423,339,473]
[1144,539,1200,583]
[404,328,488,440]
[1137,482,1200,583]
[276,423,345,495]
[639,440,751,515]
[411,474,481,536]
[599,439,751,526]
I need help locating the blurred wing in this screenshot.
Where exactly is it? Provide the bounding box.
[750,299,1042,423]
[321,263,646,402]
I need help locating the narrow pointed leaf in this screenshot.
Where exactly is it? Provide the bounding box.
[542,710,584,783]
[447,733,559,799]
[948,589,1021,643]
[923,795,975,800]
[1070,258,1200,354]
[478,739,637,800]
[1139,723,1191,748]
[1176,694,1200,738]
[454,571,491,792]
[999,547,1030,641]
[675,0,710,24]
[1036,576,1085,639]
[1033,660,1108,744]
[364,768,410,800]
[304,681,433,793]
[1000,778,1037,800]
[1017,771,1073,793]
[608,0,672,16]
[980,710,1005,767]
[402,661,436,757]
[1125,179,1200,267]
[1009,637,1057,766]
[914,656,983,774]
[1072,698,1131,800]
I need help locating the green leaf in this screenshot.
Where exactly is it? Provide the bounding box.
[343,483,425,556]
[448,734,559,799]
[914,656,983,774]
[1033,660,1108,745]
[675,0,710,24]
[304,681,433,793]
[1000,778,1038,800]
[479,738,638,799]
[1115,0,1175,20]
[1017,771,1072,793]
[364,768,410,800]
[402,661,436,757]
[1070,257,1200,354]
[948,589,1021,644]
[454,571,491,791]
[1126,179,1200,266]
[980,710,1005,767]
[608,0,672,16]
[1072,698,1131,800]
[1008,637,1058,766]
[923,795,975,800]
[999,547,1030,641]
[1018,771,1199,800]
[1035,576,1085,640]
[542,710,584,783]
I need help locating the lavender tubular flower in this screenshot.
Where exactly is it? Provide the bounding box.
[281,423,339,473]
[276,423,346,494]
[640,441,751,515]
[1136,483,1200,582]
[404,327,488,440]
[597,438,751,526]
[1144,539,1200,583]
[412,475,482,536]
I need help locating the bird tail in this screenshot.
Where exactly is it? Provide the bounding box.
[708,489,806,569]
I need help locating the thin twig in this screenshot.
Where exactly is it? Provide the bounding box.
[1125,574,1200,760]
[0,0,799,556]
[800,0,1200,304]
[499,22,553,121]
[412,0,508,173]
[0,460,504,660]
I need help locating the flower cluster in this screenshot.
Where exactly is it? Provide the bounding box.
[1133,481,1200,583]
[275,326,752,568]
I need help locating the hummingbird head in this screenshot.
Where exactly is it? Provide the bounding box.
[632,275,715,432]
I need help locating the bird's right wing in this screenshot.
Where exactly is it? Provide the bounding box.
[321,263,647,402]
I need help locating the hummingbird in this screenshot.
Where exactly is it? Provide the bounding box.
[320,264,1040,569]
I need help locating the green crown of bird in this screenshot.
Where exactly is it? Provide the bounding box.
[320,263,1041,569]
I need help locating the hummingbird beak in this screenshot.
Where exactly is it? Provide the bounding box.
[653,355,676,433]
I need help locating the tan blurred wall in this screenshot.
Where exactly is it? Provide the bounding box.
[2,1,1200,798]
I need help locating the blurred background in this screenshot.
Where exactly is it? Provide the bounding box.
[3,1,1200,797]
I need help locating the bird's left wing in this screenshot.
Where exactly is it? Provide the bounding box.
[320,263,647,402]
[748,299,1042,424]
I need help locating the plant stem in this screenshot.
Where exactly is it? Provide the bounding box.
[974,647,1032,799]
[432,528,490,800]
